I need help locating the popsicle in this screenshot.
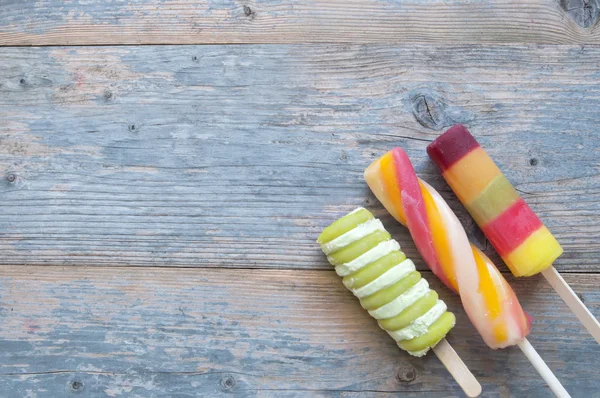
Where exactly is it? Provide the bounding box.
[318,209,481,397]
[426,125,560,277]
[427,124,600,344]
[365,148,570,397]
[365,148,530,348]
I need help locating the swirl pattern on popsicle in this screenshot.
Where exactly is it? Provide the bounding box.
[364,148,531,349]
[318,208,456,357]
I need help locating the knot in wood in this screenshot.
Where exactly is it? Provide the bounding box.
[69,380,84,393]
[220,375,236,390]
[561,0,599,28]
[243,5,256,19]
[396,366,417,383]
[409,92,449,130]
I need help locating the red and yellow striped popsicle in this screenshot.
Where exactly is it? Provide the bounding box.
[365,148,531,349]
[426,124,562,277]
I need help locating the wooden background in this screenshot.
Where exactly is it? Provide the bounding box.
[1,1,600,397]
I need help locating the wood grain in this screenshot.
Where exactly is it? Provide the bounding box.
[0,265,598,397]
[2,3,599,397]
[1,0,600,46]
[1,44,600,272]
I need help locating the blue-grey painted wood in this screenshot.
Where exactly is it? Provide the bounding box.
[1,2,599,398]
[0,266,598,397]
[0,0,599,46]
[1,44,599,272]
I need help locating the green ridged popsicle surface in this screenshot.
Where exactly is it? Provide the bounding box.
[318,208,455,357]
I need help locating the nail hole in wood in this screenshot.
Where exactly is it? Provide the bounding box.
[529,158,538,166]
[128,124,136,132]
[396,366,417,383]
[19,78,26,85]
[192,56,199,62]
[220,375,236,390]
[6,174,16,183]
[578,293,586,303]
[69,380,84,393]
[104,90,113,100]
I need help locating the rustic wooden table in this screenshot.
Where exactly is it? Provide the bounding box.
[1,1,599,397]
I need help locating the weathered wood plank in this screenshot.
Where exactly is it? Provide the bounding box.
[0,265,598,397]
[1,0,600,46]
[1,44,600,272]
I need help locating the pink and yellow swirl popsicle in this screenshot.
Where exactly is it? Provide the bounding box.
[364,147,531,349]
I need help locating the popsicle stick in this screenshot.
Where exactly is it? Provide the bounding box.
[517,338,570,398]
[541,266,600,344]
[433,338,482,397]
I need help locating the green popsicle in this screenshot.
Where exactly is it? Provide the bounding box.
[318,208,373,244]
[378,291,439,331]
[397,312,456,352]
[342,251,406,289]
[360,271,421,310]
[319,208,455,357]
[327,230,391,265]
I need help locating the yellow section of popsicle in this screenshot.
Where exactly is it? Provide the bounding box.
[504,226,564,277]
[420,181,458,292]
[472,246,507,342]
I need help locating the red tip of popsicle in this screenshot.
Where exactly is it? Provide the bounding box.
[426,124,480,171]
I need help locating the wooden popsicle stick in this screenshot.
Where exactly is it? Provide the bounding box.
[433,338,482,397]
[517,338,570,398]
[541,266,600,344]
